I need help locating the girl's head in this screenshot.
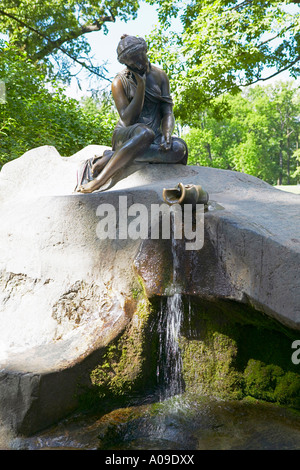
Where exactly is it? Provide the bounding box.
[117,34,148,74]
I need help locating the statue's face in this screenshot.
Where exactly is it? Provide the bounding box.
[125,50,148,75]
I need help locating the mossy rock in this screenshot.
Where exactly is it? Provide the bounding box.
[244,360,300,408]
[80,293,300,412]
[179,298,300,409]
[180,333,244,400]
[80,296,158,410]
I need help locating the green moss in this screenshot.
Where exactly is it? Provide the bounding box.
[79,293,300,413]
[244,359,284,401]
[179,297,300,410]
[90,320,144,396]
[81,295,156,410]
[90,278,153,403]
[180,326,244,400]
[244,360,300,408]
[130,276,147,301]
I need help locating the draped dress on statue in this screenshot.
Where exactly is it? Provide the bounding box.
[75,67,188,189]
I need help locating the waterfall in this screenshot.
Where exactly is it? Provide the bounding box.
[156,211,185,400]
[156,293,184,400]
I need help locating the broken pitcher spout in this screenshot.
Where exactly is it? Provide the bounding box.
[162,183,209,207]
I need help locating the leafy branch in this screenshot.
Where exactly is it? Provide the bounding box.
[0,7,112,81]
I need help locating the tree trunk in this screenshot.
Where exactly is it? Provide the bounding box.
[206,143,212,162]
[287,135,290,185]
[278,141,283,185]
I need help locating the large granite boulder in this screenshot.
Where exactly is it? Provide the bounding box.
[0,144,299,436]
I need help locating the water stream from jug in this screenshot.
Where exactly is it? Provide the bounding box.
[156,211,185,400]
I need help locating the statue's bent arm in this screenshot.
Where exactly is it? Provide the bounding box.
[111,73,145,127]
[159,71,175,149]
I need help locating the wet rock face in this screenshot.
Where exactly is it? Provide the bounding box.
[179,296,300,409]
[0,144,299,435]
[71,293,300,423]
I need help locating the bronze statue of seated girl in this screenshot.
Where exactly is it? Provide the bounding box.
[76,34,188,194]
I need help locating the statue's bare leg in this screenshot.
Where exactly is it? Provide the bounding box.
[77,125,155,193]
[92,153,112,177]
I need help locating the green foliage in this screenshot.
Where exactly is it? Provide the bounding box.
[0,0,139,81]
[146,0,300,122]
[291,149,300,179]
[0,41,117,167]
[2,0,300,184]
[184,81,300,184]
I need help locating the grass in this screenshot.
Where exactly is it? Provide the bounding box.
[274,185,300,194]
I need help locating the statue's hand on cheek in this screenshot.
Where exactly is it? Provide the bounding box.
[128,67,146,86]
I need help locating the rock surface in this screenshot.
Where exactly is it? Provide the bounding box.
[0,144,299,435]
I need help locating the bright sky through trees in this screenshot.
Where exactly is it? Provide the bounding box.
[65,1,300,100]
[66,1,160,98]
[1,0,300,186]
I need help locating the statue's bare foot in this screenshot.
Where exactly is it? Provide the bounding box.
[76,180,99,193]
[76,177,112,194]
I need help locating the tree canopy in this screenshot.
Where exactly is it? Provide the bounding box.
[0,0,139,81]
[146,0,300,123]
[184,81,300,185]
[1,0,300,187]
[1,0,300,99]
[0,40,118,165]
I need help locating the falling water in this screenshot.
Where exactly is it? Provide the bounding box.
[156,293,184,400]
[156,211,185,400]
